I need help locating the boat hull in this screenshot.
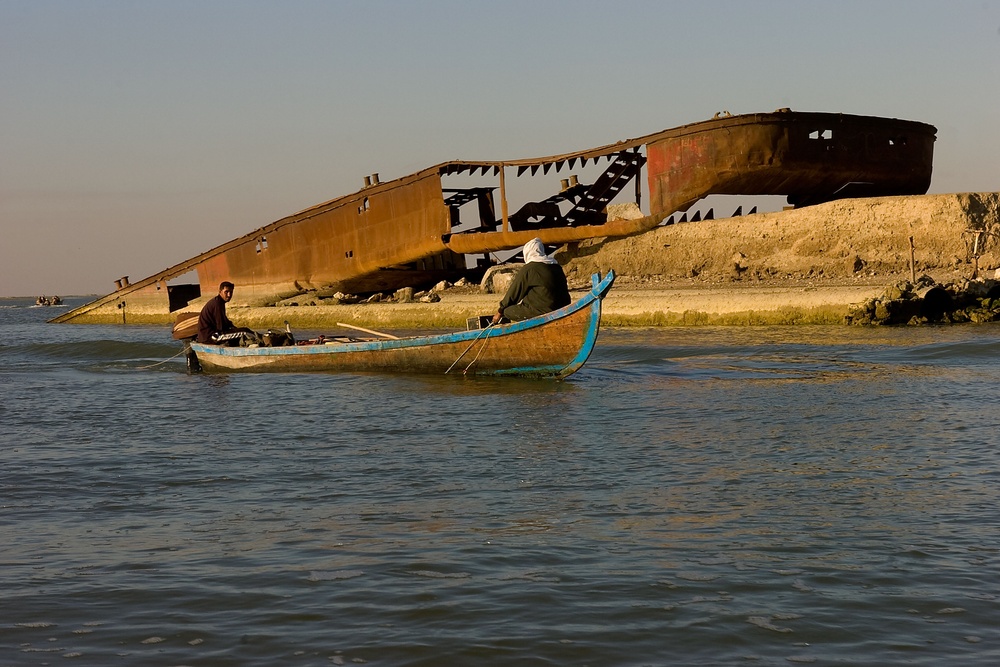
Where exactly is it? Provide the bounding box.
[189,272,613,378]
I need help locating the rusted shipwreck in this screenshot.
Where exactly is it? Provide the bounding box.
[53,109,935,323]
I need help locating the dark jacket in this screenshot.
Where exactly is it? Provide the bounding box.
[197,295,234,343]
[499,262,571,321]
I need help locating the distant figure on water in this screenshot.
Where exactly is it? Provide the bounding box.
[492,238,571,324]
[198,281,255,344]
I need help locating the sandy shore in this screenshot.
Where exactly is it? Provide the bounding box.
[600,283,885,324]
[208,278,895,332]
[63,277,896,329]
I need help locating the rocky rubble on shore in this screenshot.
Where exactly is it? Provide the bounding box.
[273,277,483,307]
[270,267,530,309]
[845,275,1000,325]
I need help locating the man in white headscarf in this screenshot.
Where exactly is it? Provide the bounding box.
[492,238,571,323]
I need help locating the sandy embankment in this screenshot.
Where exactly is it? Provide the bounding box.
[559,191,999,326]
[221,192,999,331]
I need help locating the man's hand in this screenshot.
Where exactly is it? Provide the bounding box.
[491,310,504,325]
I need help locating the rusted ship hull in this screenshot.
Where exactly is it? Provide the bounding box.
[53,110,935,324]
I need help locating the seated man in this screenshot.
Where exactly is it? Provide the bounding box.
[492,238,571,324]
[198,281,256,344]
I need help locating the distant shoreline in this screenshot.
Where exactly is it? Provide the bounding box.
[0,294,99,301]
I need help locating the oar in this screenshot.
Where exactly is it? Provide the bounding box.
[336,322,400,340]
[445,323,494,374]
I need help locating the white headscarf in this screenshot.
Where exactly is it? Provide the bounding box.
[522,238,558,265]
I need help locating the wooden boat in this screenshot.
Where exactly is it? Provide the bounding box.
[188,271,614,378]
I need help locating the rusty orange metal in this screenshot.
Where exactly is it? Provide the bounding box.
[53,109,935,323]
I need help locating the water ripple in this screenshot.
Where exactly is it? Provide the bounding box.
[3,317,1000,665]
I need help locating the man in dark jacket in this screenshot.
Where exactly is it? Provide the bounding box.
[197,281,238,343]
[492,238,571,323]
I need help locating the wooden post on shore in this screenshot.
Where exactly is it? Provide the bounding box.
[972,231,982,279]
[909,236,916,283]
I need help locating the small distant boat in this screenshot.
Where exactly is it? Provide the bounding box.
[34,295,61,306]
[187,271,614,378]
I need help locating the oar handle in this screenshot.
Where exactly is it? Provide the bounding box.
[336,322,400,340]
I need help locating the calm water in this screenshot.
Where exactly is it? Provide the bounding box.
[2,297,999,666]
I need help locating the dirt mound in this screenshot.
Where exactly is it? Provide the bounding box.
[559,192,1000,285]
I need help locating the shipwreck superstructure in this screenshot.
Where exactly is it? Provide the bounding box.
[53,109,935,323]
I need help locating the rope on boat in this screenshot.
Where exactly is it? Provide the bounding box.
[445,323,494,374]
[135,348,188,370]
[463,330,494,375]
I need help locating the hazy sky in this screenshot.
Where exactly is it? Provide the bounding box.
[2,0,998,297]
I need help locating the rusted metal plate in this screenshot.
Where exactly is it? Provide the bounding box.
[646,111,935,214]
[195,169,453,301]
